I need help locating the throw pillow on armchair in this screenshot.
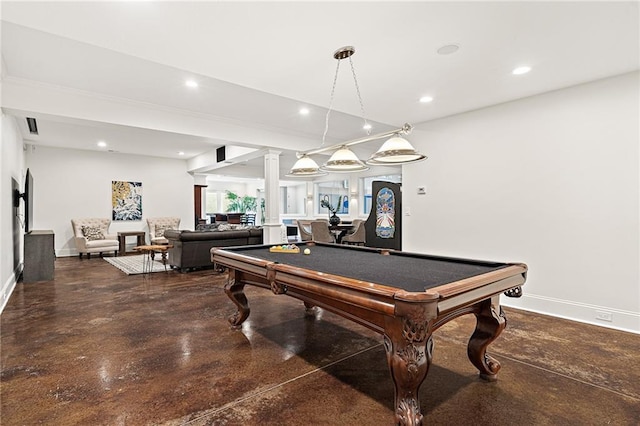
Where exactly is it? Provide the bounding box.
[81,226,105,241]
[155,225,174,238]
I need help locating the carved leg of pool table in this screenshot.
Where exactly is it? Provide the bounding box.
[303,301,316,313]
[224,270,250,327]
[384,302,436,426]
[467,296,506,381]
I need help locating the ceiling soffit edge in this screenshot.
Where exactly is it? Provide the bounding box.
[1,76,327,150]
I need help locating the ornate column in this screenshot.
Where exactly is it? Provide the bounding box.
[263,150,283,244]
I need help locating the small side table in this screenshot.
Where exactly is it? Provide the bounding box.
[133,244,173,273]
[118,231,146,256]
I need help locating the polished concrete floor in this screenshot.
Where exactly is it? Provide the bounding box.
[1,257,639,425]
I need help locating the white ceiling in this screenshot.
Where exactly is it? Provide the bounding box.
[1,1,638,179]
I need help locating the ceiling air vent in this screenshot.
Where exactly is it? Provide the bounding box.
[26,117,38,135]
[216,146,226,163]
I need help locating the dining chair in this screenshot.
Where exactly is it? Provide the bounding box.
[310,220,336,243]
[240,213,256,226]
[297,220,313,241]
[341,219,365,245]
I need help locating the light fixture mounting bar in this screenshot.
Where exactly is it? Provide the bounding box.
[333,46,355,60]
[298,123,413,158]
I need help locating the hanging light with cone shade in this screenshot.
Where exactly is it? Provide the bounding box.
[287,46,426,177]
[287,154,327,176]
[322,146,369,172]
[366,134,427,165]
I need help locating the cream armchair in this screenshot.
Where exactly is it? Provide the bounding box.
[147,217,180,244]
[71,218,119,259]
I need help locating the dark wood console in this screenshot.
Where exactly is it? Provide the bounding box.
[23,230,55,283]
[117,231,146,256]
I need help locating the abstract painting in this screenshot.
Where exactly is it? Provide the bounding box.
[112,181,142,221]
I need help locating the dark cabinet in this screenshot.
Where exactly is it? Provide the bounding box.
[24,230,55,283]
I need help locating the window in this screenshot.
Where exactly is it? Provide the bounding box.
[362,175,401,215]
[205,190,223,214]
[315,180,349,216]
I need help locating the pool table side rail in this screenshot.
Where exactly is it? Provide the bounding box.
[307,241,513,267]
[434,263,527,298]
[436,273,526,316]
[274,272,399,334]
[212,250,274,278]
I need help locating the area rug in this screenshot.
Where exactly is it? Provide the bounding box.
[104,255,169,275]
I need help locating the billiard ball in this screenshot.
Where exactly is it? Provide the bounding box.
[303,248,311,255]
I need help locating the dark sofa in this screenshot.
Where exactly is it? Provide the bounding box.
[164,227,263,272]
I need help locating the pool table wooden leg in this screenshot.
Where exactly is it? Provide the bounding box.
[224,270,250,327]
[384,301,437,426]
[467,296,506,381]
[303,301,316,315]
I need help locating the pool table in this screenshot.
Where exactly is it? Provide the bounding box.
[211,242,527,425]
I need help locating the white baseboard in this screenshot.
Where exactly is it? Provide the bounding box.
[56,248,76,258]
[56,248,120,258]
[503,293,640,334]
[1,264,22,315]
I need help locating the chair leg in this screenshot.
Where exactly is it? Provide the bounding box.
[87,253,91,259]
[79,253,83,259]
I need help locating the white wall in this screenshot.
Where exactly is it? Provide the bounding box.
[1,113,26,312]
[25,146,195,257]
[403,72,639,333]
[205,180,249,195]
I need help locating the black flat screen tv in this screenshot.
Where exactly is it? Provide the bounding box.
[13,168,34,233]
[24,169,33,233]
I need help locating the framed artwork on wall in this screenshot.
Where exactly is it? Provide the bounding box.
[112,181,142,221]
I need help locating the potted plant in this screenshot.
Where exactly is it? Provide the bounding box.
[225,191,258,225]
[225,191,257,213]
[320,195,343,226]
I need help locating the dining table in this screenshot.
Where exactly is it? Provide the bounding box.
[328,223,354,243]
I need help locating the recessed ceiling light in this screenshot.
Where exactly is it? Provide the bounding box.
[363,123,372,130]
[178,151,185,156]
[185,80,198,88]
[97,141,107,148]
[512,66,532,75]
[419,96,434,103]
[299,107,310,115]
[437,44,459,55]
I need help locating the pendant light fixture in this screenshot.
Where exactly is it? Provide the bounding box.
[366,134,427,165]
[322,146,369,172]
[287,46,426,177]
[286,154,327,177]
